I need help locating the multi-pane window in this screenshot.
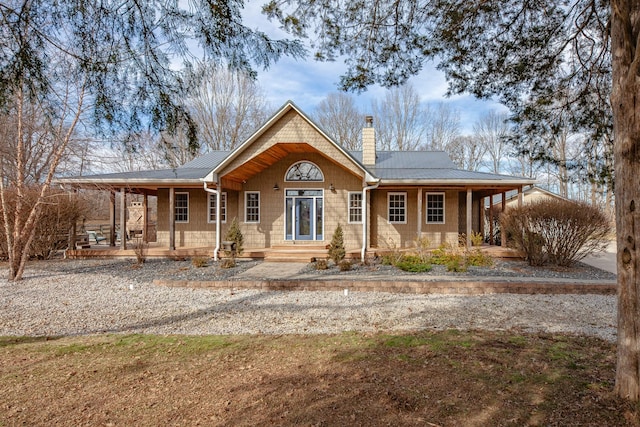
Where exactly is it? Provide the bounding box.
[174,192,189,223]
[426,193,445,224]
[348,192,363,223]
[285,161,324,181]
[208,192,227,223]
[388,192,406,223]
[245,192,260,223]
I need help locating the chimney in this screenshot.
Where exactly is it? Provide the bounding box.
[362,115,376,166]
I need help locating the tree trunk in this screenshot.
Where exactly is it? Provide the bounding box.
[612,0,640,401]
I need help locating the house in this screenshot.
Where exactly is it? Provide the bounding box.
[489,185,568,209]
[58,101,535,260]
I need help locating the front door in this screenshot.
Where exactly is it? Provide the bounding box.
[295,198,313,240]
[285,189,323,241]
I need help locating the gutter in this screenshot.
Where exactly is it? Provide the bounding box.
[203,182,222,261]
[361,180,381,262]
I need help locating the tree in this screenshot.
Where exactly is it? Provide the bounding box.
[264,0,640,401]
[371,83,427,151]
[474,111,510,174]
[0,0,303,281]
[446,135,486,171]
[425,102,461,152]
[188,64,272,152]
[314,92,364,150]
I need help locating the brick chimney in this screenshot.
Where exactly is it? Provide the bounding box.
[362,115,376,166]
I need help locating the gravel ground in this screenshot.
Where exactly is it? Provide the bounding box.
[0,258,618,341]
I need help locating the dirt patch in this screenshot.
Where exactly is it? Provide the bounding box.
[1,331,638,426]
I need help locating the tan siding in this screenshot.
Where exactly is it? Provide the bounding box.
[220,111,364,179]
[372,188,460,249]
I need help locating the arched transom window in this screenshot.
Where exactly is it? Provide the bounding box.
[285,161,324,182]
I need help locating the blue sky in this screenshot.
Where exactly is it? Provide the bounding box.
[243,2,507,134]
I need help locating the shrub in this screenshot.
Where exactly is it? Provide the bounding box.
[470,231,484,247]
[0,187,88,260]
[220,258,236,269]
[224,218,244,258]
[395,255,432,273]
[445,253,467,272]
[328,224,346,264]
[315,259,329,270]
[501,198,611,266]
[132,237,148,265]
[192,256,208,268]
[338,259,352,271]
[413,236,432,262]
[466,249,494,267]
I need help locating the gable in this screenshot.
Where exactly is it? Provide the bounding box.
[208,104,372,189]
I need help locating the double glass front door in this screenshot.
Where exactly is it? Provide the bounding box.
[285,189,323,241]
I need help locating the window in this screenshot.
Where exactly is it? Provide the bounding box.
[348,192,363,223]
[245,192,260,223]
[388,192,406,223]
[174,192,189,223]
[208,192,227,223]
[285,161,324,181]
[426,193,445,224]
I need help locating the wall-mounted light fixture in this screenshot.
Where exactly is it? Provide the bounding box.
[273,183,280,191]
[329,183,335,191]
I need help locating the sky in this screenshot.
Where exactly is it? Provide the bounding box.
[242,2,508,134]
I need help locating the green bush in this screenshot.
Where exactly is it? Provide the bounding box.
[224,218,244,258]
[328,224,346,264]
[445,254,468,272]
[466,249,494,267]
[395,255,433,273]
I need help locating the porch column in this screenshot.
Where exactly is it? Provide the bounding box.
[466,188,472,247]
[109,190,116,247]
[479,196,485,240]
[518,185,524,207]
[169,187,175,250]
[501,191,507,248]
[120,188,127,250]
[142,193,149,244]
[489,194,495,245]
[417,188,423,237]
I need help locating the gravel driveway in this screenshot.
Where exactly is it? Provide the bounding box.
[0,259,618,341]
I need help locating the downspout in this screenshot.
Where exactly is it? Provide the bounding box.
[203,182,221,261]
[361,180,380,262]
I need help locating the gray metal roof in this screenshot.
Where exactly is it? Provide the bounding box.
[179,151,230,169]
[57,149,533,186]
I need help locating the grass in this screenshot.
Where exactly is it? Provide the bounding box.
[0,331,638,426]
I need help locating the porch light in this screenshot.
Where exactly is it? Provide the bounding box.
[273,183,280,191]
[329,183,335,191]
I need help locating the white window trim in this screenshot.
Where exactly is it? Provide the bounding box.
[207,192,227,224]
[387,192,407,224]
[174,192,189,223]
[426,192,446,224]
[348,191,363,224]
[244,191,260,223]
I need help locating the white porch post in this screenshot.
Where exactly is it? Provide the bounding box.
[169,187,175,250]
[120,188,127,250]
[501,191,507,248]
[417,188,423,237]
[466,188,472,248]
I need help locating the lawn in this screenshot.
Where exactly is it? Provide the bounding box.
[1,331,638,426]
